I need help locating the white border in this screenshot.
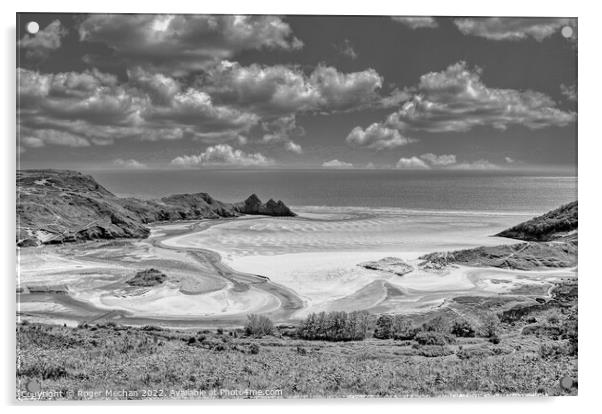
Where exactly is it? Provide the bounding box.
[3,0,601,412]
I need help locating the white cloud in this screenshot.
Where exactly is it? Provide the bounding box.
[449,159,500,170]
[453,18,575,41]
[19,20,67,60]
[17,68,259,148]
[395,153,500,170]
[170,144,273,167]
[505,156,515,164]
[351,62,576,140]
[79,15,303,74]
[346,123,415,150]
[322,159,353,168]
[560,84,577,102]
[284,141,303,154]
[203,61,383,116]
[420,153,457,166]
[21,129,90,148]
[113,158,148,169]
[392,17,438,29]
[395,157,430,169]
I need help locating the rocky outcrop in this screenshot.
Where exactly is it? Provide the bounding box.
[234,194,296,217]
[126,268,167,287]
[17,169,295,246]
[496,201,577,241]
[358,257,414,276]
[418,241,577,271]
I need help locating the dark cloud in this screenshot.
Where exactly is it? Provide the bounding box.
[79,15,303,75]
[19,20,67,61]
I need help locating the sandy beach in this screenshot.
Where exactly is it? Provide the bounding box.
[16,206,576,327]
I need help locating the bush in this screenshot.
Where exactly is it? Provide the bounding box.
[373,314,393,339]
[249,344,260,354]
[414,331,454,346]
[479,312,500,338]
[374,314,418,340]
[297,311,370,341]
[451,319,476,337]
[421,316,450,334]
[245,314,274,337]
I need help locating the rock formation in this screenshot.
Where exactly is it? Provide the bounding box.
[358,257,414,276]
[17,169,295,246]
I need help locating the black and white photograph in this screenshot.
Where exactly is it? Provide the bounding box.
[14,9,579,401]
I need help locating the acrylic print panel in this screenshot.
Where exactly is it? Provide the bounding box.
[16,13,578,400]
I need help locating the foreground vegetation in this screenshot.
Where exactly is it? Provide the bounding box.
[17,280,577,400]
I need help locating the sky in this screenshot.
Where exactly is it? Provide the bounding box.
[17,14,577,172]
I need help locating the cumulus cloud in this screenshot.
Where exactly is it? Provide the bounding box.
[113,158,147,169]
[396,156,430,169]
[170,144,273,167]
[20,129,90,148]
[453,18,575,41]
[560,83,577,102]
[260,115,304,153]
[284,141,303,154]
[17,67,259,148]
[346,123,415,150]
[505,156,515,164]
[419,153,456,166]
[79,15,303,74]
[391,17,438,29]
[449,159,499,170]
[350,62,576,140]
[395,153,500,170]
[202,61,383,116]
[322,159,353,168]
[19,20,67,60]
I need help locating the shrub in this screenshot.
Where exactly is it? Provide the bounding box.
[249,344,260,354]
[297,311,370,341]
[479,312,500,338]
[421,316,450,334]
[414,331,454,346]
[451,319,476,337]
[373,314,393,339]
[374,314,418,340]
[245,314,274,337]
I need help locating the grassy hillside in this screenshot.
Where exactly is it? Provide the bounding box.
[17,280,577,400]
[17,169,294,247]
[496,201,578,241]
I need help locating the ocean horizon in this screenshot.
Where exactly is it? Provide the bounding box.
[88,169,577,215]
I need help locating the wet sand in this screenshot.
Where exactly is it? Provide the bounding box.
[17,207,576,328]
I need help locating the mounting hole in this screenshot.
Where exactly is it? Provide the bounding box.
[26,21,39,34]
[561,26,574,38]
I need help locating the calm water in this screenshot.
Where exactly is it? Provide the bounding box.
[89,169,577,214]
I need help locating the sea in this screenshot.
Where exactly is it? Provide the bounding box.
[89,169,577,215]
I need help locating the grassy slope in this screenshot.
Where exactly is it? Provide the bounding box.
[496,201,578,241]
[17,281,577,400]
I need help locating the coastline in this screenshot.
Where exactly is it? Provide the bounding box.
[17,206,576,328]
